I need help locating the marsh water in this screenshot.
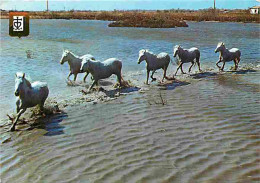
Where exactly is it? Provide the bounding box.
[0,20,259,183]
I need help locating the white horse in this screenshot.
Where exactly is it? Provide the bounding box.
[215,42,241,71]
[137,49,171,84]
[60,50,95,81]
[9,72,49,131]
[80,57,123,91]
[173,45,201,75]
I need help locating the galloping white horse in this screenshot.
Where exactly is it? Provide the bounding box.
[173,45,201,75]
[215,42,241,71]
[80,57,123,91]
[60,50,95,81]
[10,72,49,131]
[137,49,171,84]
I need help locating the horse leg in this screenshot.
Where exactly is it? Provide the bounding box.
[175,63,181,76]
[163,66,172,80]
[83,72,89,83]
[67,72,72,80]
[73,73,78,81]
[88,80,97,92]
[221,61,225,71]
[16,98,20,113]
[196,57,202,72]
[180,63,185,74]
[189,62,194,73]
[237,57,240,64]
[9,108,26,131]
[146,70,150,85]
[233,60,238,70]
[216,60,221,69]
[117,73,122,87]
[151,70,156,82]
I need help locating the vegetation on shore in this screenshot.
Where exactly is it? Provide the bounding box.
[1,9,259,28]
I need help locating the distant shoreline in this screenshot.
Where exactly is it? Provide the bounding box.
[1,9,259,28]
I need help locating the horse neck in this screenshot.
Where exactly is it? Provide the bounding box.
[178,47,185,58]
[219,46,228,55]
[67,53,81,65]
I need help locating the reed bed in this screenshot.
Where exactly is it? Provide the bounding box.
[1,9,259,28]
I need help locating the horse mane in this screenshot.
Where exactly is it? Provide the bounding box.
[217,42,225,47]
[143,49,157,57]
[65,50,80,58]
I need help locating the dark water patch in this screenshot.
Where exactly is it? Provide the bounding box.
[190,71,218,79]
[158,79,190,90]
[226,69,258,74]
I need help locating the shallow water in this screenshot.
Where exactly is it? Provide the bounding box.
[0,20,260,183]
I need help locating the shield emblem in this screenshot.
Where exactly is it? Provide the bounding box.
[9,12,30,38]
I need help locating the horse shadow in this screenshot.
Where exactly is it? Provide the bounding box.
[189,69,257,79]
[29,112,68,136]
[189,71,218,79]
[66,79,114,88]
[158,79,190,90]
[226,69,257,74]
[100,86,140,98]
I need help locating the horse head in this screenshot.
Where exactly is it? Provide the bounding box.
[137,49,147,64]
[173,45,181,57]
[14,72,26,96]
[80,58,91,73]
[60,50,70,65]
[215,42,225,53]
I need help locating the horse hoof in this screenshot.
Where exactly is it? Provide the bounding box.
[8,126,15,132]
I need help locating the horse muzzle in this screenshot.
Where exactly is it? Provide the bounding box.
[14,91,19,96]
[80,69,83,72]
[214,50,218,53]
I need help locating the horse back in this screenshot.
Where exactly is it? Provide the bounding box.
[80,54,95,60]
[180,47,200,63]
[229,48,241,58]
[188,47,200,56]
[103,58,122,71]
[31,82,49,98]
[157,52,170,63]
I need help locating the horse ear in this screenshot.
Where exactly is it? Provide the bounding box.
[22,73,25,78]
[15,73,17,77]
